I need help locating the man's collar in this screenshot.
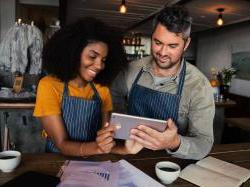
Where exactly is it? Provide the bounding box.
[142,56,154,72]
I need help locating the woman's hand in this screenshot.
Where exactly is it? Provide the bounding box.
[95,123,118,154]
[124,139,143,154]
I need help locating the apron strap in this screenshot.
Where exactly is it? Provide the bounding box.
[176,60,186,96]
[63,82,69,96]
[89,82,102,102]
[132,68,144,87]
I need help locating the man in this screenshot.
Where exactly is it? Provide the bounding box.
[111,6,215,160]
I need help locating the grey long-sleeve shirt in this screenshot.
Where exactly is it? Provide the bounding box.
[111,56,215,160]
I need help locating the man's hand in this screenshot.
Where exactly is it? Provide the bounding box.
[124,139,143,154]
[129,119,181,151]
[96,123,118,153]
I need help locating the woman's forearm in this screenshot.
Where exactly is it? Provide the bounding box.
[56,141,101,157]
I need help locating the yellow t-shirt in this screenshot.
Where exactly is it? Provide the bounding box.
[33,75,113,117]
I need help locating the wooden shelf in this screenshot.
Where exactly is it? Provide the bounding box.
[0,102,35,109]
[215,99,236,108]
[123,44,144,47]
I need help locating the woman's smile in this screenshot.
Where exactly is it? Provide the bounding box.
[79,42,108,82]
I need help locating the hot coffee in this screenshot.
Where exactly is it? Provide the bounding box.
[0,156,16,160]
[159,167,178,172]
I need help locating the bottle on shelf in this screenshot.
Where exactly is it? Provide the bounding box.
[137,35,141,46]
[122,37,127,45]
[209,68,220,100]
[13,71,24,93]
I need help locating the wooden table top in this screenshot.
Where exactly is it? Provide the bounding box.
[0,143,250,186]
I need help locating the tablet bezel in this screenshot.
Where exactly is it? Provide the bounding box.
[111,113,167,140]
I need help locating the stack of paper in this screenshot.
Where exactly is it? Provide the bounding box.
[57,159,164,187]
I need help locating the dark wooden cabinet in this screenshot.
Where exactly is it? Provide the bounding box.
[0,104,45,153]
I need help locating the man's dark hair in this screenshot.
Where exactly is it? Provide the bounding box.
[153,6,192,39]
[42,17,127,85]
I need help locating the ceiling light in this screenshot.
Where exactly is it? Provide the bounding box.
[119,0,127,14]
[216,8,224,26]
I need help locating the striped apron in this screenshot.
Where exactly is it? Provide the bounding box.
[128,62,186,131]
[46,82,102,152]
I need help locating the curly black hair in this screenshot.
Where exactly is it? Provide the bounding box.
[42,17,127,85]
[153,6,192,39]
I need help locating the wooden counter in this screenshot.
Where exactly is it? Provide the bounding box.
[0,102,38,152]
[226,117,250,132]
[0,102,35,109]
[214,99,237,143]
[0,143,250,186]
[215,99,237,108]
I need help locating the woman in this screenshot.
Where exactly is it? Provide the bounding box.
[34,18,140,156]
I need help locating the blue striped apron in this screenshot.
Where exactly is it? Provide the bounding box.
[46,82,102,152]
[128,62,186,131]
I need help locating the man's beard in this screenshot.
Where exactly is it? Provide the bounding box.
[153,55,177,70]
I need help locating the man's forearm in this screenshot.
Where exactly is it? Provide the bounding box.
[166,135,213,160]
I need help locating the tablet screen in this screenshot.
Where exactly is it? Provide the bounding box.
[111,113,167,140]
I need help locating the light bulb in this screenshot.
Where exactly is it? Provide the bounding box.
[120,4,127,13]
[217,17,223,26]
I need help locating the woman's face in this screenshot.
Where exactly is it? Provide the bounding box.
[79,41,108,82]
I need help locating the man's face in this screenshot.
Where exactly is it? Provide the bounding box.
[151,23,190,70]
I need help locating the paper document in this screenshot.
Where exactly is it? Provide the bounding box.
[180,156,250,187]
[57,159,164,187]
[118,160,164,187]
[58,160,119,187]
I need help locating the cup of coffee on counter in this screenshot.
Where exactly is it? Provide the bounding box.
[155,161,181,184]
[0,150,21,172]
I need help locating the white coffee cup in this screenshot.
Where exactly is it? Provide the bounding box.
[155,161,181,184]
[0,150,21,172]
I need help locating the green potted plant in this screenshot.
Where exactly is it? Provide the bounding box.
[217,67,237,99]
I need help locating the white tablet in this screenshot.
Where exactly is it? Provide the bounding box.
[110,113,167,140]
